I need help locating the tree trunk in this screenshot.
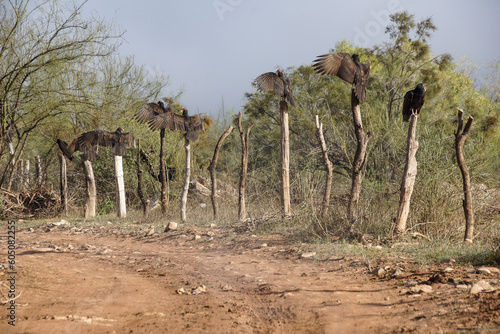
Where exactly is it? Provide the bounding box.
[280,101,292,217]
[315,115,334,218]
[114,155,126,218]
[83,160,96,218]
[395,114,419,236]
[180,136,191,223]
[35,155,43,187]
[136,139,149,216]
[238,113,254,222]
[455,109,474,244]
[159,128,168,214]
[208,125,234,219]
[348,90,373,224]
[59,154,68,217]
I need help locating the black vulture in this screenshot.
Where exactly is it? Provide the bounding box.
[255,69,296,107]
[402,83,426,122]
[313,52,370,102]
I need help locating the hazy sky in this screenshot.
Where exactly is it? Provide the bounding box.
[82,0,500,116]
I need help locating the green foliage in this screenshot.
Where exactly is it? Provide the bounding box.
[2,5,498,249]
[241,11,500,243]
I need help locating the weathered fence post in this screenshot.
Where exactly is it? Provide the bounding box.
[136,139,149,216]
[35,155,43,187]
[114,155,126,218]
[455,109,474,244]
[280,101,292,217]
[83,160,96,218]
[348,90,372,225]
[238,112,254,222]
[208,125,233,219]
[180,136,191,223]
[315,115,334,218]
[59,154,68,217]
[395,114,419,236]
[159,128,168,214]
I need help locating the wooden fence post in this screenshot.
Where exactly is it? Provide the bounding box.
[159,128,168,214]
[395,114,419,236]
[315,115,334,218]
[208,125,234,219]
[348,90,372,225]
[136,139,149,216]
[83,160,96,218]
[180,136,191,223]
[280,101,292,217]
[114,155,126,218]
[455,109,474,244]
[59,154,68,217]
[35,155,43,187]
[238,113,254,222]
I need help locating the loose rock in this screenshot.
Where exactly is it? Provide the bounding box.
[300,252,316,259]
[411,285,433,294]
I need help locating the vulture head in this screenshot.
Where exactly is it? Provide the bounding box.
[416,83,426,93]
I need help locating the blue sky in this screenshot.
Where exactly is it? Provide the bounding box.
[82,0,500,117]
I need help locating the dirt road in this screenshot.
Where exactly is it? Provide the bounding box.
[0,223,498,333]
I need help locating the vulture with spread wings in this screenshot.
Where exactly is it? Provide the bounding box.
[402,83,426,122]
[136,101,204,142]
[313,52,370,103]
[57,127,135,161]
[255,69,296,107]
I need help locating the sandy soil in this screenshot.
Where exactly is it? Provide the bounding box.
[0,222,499,333]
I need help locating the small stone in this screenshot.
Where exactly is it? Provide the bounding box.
[441,267,454,273]
[207,231,215,237]
[194,235,202,240]
[474,280,494,292]
[209,223,217,228]
[479,267,500,274]
[470,284,483,294]
[300,252,316,259]
[477,268,491,275]
[411,285,433,294]
[164,222,178,232]
[259,243,268,248]
[374,268,386,277]
[392,268,403,277]
[456,284,469,290]
[145,226,155,236]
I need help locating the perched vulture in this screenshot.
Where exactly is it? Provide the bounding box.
[255,69,296,107]
[136,101,204,142]
[57,127,135,161]
[313,52,370,102]
[402,83,426,122]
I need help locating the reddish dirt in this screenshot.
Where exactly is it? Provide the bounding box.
[0,223,499,333]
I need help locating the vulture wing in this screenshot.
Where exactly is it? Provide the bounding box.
[136,103,165,124]
[57,139,75,161]
[75,130,101,161]
[148,112,186,131]
[255,72,285,97]
[353,60,370,103]
[313,52,356,84]
[402,90,414,122]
